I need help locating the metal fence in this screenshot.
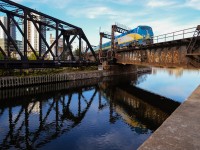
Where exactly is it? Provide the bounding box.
[152,27,196,44]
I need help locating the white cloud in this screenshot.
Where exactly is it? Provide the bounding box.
[68,5,149,21]
[142,18,199,36]
[13,0,24,2]
[185,0,200,10]
[68,6,118,19]
[146,0,200,10]
[50,0,72,9]
[13,0,72,9]
[87,7,115,19]
[13,0,48,3]
[67,6,144,19]
[147,0,177,7]
[108,0,134,4]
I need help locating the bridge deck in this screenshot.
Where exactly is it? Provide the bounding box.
[139,85,200,149]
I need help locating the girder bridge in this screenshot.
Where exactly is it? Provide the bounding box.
[99,25,200,68]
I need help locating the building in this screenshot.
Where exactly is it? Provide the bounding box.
[0,16,16,40]
[49,34,74,60]
[0,16,22,59]
[0,39,22,51]
[0,14,46,59]
[26,13,46,56]
[50,33,63,56]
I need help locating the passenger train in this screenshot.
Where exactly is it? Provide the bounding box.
[95,25,154,51]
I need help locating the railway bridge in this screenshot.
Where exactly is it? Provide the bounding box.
[0,1,200,69]
[0,0,97,69]
[98,25,200,68]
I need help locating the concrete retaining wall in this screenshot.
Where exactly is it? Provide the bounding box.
[139,85,200,149]
[0,68,151,88]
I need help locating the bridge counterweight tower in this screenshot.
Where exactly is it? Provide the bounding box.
[99,23,129,64]
[111,24,129,61]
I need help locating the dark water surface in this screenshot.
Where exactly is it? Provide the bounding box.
[0,68,193,150]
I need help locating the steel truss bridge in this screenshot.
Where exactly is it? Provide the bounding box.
[0,0,199,69]
[0,0,97,69]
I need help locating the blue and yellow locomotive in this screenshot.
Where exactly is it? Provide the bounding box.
[95,25,154,51]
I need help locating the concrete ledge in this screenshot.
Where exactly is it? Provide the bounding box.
[139,85,200,150]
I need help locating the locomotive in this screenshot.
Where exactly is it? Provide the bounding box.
[95,25,154,51]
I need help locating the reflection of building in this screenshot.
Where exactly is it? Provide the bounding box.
[152,67,183,78]
[28,102,40,114]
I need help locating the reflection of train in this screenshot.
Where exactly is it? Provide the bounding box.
[95,25,154,51]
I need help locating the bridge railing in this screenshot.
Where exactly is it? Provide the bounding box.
[152,27,196,44]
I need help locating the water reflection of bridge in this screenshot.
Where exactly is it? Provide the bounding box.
[99,82,180,131]
[0,73,180,149]
[0,87,97,149]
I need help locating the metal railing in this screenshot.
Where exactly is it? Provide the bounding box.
[152,27,196,44]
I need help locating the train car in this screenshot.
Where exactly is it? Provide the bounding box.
[117,25,154,47]
[94,41,111,51]
[94,25,153,52]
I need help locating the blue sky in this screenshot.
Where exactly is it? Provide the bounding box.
[13,0,200,45]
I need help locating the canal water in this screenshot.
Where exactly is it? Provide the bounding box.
[136,67,200,103]
[0,67,199,150]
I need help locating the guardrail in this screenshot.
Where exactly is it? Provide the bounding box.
[152,27,196,44]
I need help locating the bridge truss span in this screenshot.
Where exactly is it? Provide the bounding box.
[0,0,97,69]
